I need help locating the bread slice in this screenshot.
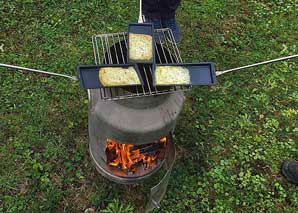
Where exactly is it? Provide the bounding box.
[155,66,190,85]
[129,33,153,62]
[99,66,141,87]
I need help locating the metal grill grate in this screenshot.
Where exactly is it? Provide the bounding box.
[92,28,191,101]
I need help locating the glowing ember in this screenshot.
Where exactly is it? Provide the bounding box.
[105,137,167,172]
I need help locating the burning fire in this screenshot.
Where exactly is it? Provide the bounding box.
[105,137,167,171]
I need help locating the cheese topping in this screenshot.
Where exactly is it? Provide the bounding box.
[99,66,141,86]
[129,33,153,62]
[155,66,190,85]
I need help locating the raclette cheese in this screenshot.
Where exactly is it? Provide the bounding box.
[155,66,190,85]
[99,66,141,86]
[129,33,153,62]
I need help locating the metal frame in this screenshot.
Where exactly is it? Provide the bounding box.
[92,28,191,101]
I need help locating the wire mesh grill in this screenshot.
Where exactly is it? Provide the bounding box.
[92,28,191,101]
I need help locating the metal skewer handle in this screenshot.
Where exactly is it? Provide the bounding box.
[0,63,78,81]
[138,0,145,23]
[216,54,298,76]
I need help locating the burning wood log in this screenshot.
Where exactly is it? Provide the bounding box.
[105,137,167,173]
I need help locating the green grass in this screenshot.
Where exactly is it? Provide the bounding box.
[1,0,298,212]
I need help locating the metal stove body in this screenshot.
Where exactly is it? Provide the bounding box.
[89,90,184,183]
[88,29,187,181]
[88,29,187,211]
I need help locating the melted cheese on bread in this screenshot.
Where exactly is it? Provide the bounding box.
[99,66,141,86]
[129,33,153,62]
[155,66,190,85]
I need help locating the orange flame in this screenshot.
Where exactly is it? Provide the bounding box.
[106,137,167,171]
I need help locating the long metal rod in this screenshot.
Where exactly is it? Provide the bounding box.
[138,0,144,23]
[216,54,298,76]
[0,63,78,81]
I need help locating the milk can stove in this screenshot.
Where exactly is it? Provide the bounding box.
[87,29,191,211]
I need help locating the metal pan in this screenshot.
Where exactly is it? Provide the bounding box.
[77,64,144,89]
[153,62,217,86]
[128,22,155,64]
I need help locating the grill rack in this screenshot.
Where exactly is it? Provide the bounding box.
[92,28,191,101]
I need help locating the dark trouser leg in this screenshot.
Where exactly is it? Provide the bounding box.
[142,0,161,19]
[159,0,182,43]
[160,0,181,19]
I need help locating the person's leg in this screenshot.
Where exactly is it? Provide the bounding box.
[281,161,298,185]
[160,0,182,43]
[142,0,162,29]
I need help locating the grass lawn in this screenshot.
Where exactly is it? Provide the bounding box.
[1,0,298,212]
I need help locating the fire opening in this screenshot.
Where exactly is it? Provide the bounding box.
[105,137,168,173]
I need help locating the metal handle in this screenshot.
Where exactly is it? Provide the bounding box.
[138,0,145,23]
[216,54,298,76]
[0,63,78,81]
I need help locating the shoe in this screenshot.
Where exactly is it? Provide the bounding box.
[161,18,182,43]
[144,16,165,44]
[281,161,298,185]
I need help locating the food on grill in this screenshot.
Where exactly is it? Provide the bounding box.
[129,33,153,62]
[155,66,190,85]
[99,66,141,86]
